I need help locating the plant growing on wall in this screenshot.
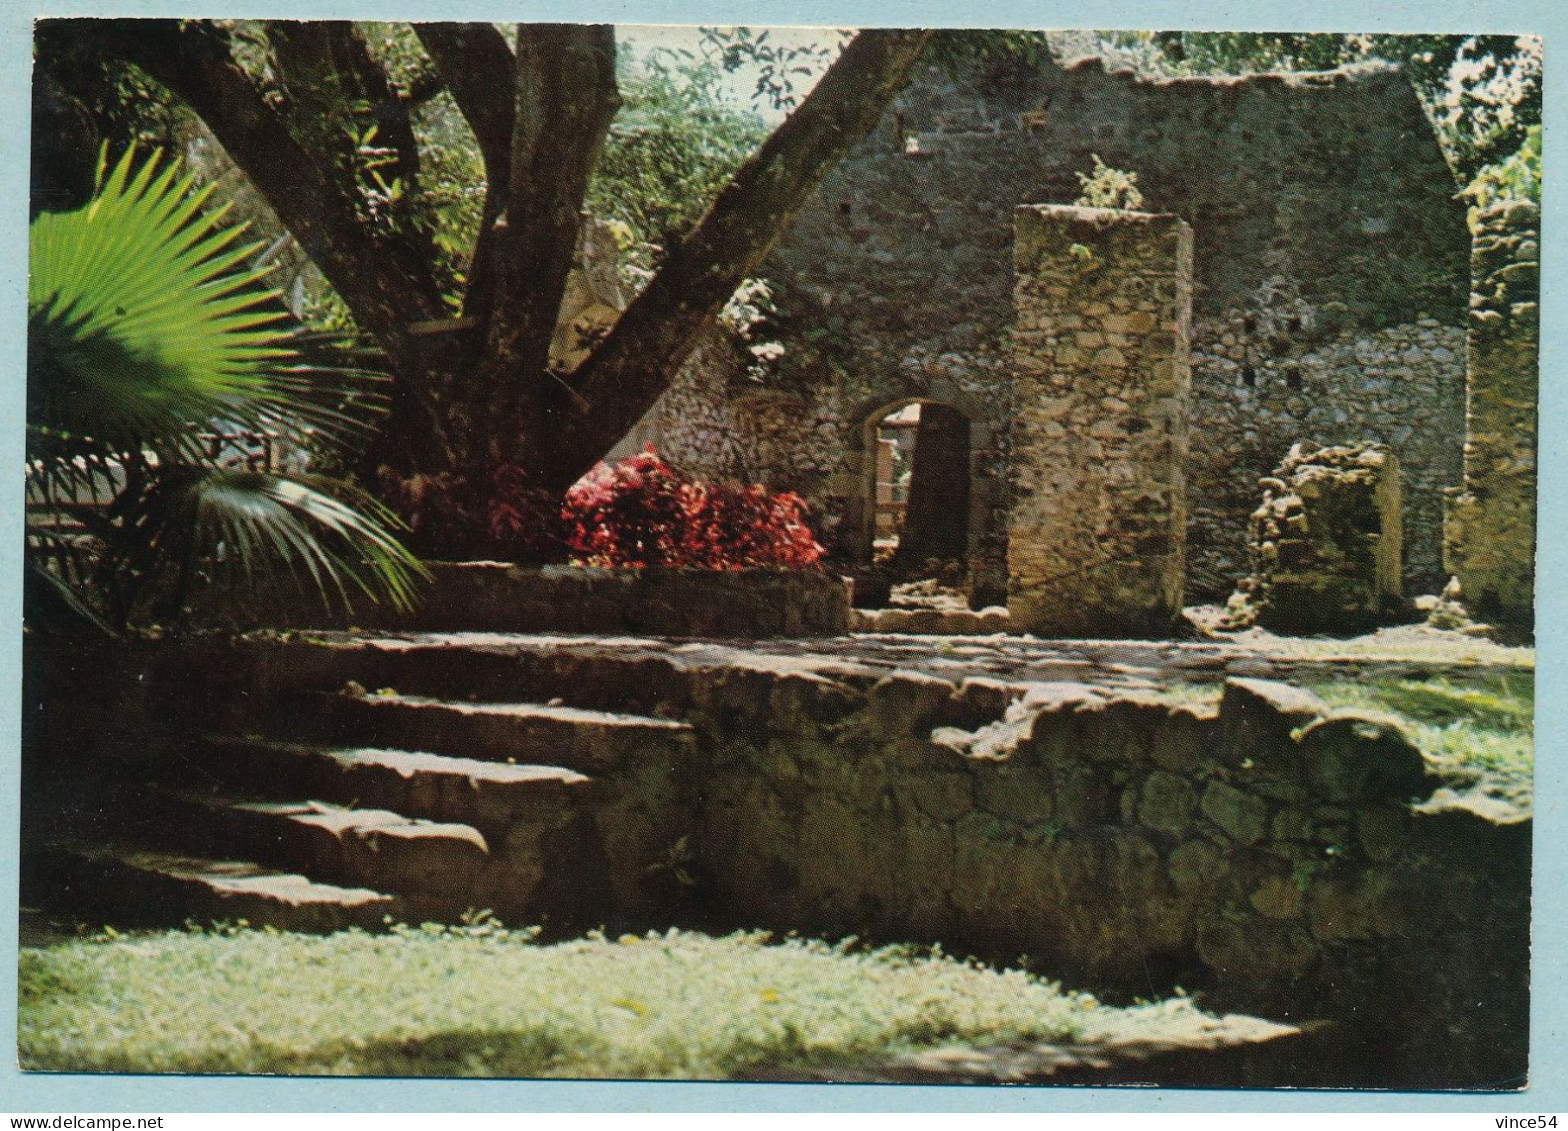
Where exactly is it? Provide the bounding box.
[26,147,425,632]
[1075,154,1144,211]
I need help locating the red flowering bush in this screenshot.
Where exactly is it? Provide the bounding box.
[563,447,824,570]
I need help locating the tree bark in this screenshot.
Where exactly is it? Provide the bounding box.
[480,25,620,428]
[413,23,515,321]
[84,19,446,362]
[265,21,443,313]
[51,19,936,554]
[539,28,932,495]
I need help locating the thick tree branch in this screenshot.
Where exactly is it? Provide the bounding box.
[480,24,621,403]
[77,19,445,360]
[413,22,517,322]
[265,21,443,305]
[544,28,933,493]
[413,22,514,180]
[269,21,422,186]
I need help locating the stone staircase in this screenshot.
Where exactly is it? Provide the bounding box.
[27,648,702,934]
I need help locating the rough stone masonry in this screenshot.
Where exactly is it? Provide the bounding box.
[1007,204,1192,636]
[1445,200,1540,624]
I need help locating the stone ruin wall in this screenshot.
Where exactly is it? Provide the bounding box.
[638,54,1470,601]
[699,668,1529,1089]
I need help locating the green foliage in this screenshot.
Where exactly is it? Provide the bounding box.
[1074,154,1144,211]
[27,147,426,630]
[588,49,768,287]
[1464,123,1541,216]
[18,926,1104,1077]
[923,29,1057,75]
[1310,673,1533,782]
[701,26,850,111]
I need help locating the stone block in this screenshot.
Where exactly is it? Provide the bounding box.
[1169,838,1229,892]
[1201,781,1271,845]
[1138,771,1198,837]
[867,671,957,738]
[1296,712,1429,803]
[1219,678,1327,768]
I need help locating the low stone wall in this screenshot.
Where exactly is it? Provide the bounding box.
[697,669,1528,1089]
[187,562,852,639]
[25,632,1529,1089]
[392,564,852,638]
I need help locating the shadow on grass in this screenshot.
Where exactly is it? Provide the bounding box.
[23,1025,611,1078]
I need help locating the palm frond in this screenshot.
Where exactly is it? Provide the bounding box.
[117,468,429,617]
[26,146,427,631]
[28,147,295,462]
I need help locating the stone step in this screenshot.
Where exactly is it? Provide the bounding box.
[31,841,400,933]
[200,734,594,833]
[150,789,492,914]
[300,691,696,774]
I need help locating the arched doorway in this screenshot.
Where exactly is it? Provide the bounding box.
[862,399,972,578]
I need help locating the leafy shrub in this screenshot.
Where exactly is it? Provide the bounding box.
[562,447,823,570]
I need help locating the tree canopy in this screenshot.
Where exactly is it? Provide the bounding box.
[34,20,932,557]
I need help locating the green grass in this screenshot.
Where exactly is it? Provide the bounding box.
[1308,672,1533,781]
[1148,671,1533,783]
[19,924,1099,1079]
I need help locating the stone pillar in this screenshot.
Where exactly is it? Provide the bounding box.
[1444,201,1539,625]
[1007,204,1193,636]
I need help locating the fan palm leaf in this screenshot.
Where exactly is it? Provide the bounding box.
[27,147,426,630]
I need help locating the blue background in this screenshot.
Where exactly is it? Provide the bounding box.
[3,0,1562,1112]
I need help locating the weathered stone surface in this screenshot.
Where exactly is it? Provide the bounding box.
[1225,442,1404,633]
[1296,711,1429,803]
[1356,805,1410,862]
[311,691,695,774]
[1168,839,1229,892]
[1306,867,1409,941]
[867,671,958,737]
[188,561,854,639]
[1444,201,1538,627]
[200,736,593,834]
[626,57,1467,601]
[1008,205,1192,636]
[1196,916,1319,983]
[1219,677,1327,766]
[1249,876,1305,920]
[35,843,400,933]
[1139,771,1198,837]
[1201,781,1270,845]
[25,629,1534,1090]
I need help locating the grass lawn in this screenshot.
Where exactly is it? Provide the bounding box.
[19,924,1111,1079]
[1307,671,1533,784]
